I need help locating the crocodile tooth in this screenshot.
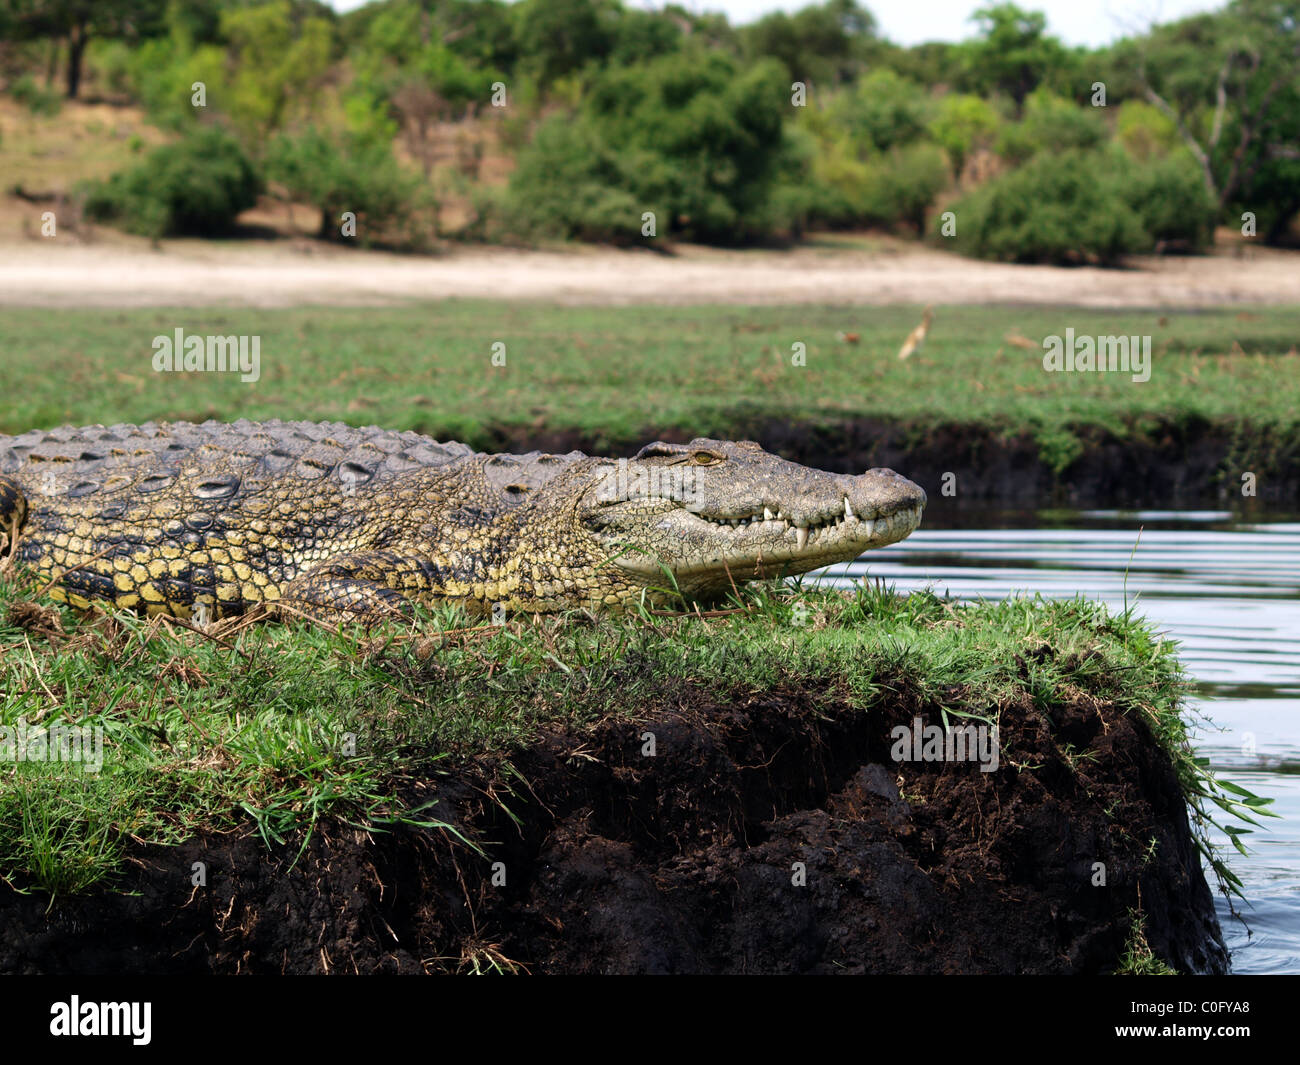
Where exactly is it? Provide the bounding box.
[764,506,774,521]
[845,498,854,520]
[863,519,876,539]
[796,526,809,550]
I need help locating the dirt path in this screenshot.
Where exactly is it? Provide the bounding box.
[1,237,1296,309]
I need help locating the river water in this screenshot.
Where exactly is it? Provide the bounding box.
[816,509,1299,975]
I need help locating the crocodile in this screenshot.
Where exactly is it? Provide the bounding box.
[0,420,926,624]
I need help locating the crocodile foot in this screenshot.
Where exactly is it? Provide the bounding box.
[0,476,26,571]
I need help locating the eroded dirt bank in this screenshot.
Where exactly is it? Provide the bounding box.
[481,415,1297,510]
[0,673,1227,975]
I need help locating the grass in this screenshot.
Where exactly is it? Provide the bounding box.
[0,302,1297,472]
[0,563,1269,901]
[1114,910,1179,975]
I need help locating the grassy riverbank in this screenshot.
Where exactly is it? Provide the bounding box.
[0,567,1264,907]
[1,302,1297,479]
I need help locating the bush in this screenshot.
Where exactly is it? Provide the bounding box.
[82,126,262,237]
[825,69,931,154]
[495,118,661,243]
[503,50,789,244]
[128,38,228,130]
[859,142,951,231]
[1115,100,1180,162]
[927,93,999,176]
[1121,151,1214,250]
[994,89,1106,165]
[943,149,1149,265]
[266,126,427,245]
[799,129,949,232]
[9,75,62,117]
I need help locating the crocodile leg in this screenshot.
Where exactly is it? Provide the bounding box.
[0,475,27,570]
[275,551,430,627]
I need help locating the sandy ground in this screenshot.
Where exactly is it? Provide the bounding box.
[1,237,1296,309]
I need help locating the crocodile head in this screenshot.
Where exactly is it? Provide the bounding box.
[577,438,926,594]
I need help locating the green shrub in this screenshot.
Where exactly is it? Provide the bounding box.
[128,38,227,130]
[825,69,931,153]
[496,117,661,243]
[266,126,427,245]
[800,130,949,232]
[503,50,788,244]
[1121,151,1214,250]
[994,89,1106,165]
[860,142,950,231]
[943,149,1149,265]
[1115,100,1180,161]
[82,126,262,238]
[927,93,999,176]
[9,75,62,117]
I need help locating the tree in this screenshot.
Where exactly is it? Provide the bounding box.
[0,0,167,98]
[956,3,1069,111]
[504,50,791,244]
[351,2,500,180]
[220,0,333,142]
[928,93,1000,176]
[824,69,931,154]
[741,0,876,86]
[1129,0,1300,240]
[513,0,619,85]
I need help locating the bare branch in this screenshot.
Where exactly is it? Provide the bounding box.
[1207,55,1232,148]
[1141,83,1217,198]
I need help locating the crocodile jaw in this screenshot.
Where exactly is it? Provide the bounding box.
[580,444,928,588]
[600,498,924,585]
[670,499,924,578]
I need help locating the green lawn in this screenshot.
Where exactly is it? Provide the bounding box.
[1,303,1296,464]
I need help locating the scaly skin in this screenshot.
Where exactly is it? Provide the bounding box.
[0,420,926,624]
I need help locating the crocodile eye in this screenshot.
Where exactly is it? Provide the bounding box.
[691,451,724,466]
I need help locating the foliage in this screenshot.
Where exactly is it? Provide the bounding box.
[81,124,262,237]
[1117,0,1300,240]
[954,3,1073,108]
[944,148,1149,265]
[1123,151,1215,250]
[740,0,876,86]
[219,0,333,141]
[1114,100,1180,162]
[9,73,62,116]
[994,88,1107,165]
[265,125,426,245]
[927,92,1000,176]
[824,68,930,153]
[503,50,789,244]
[4,0,1298,250]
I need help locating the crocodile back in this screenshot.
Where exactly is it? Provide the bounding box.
[0,419,477,487]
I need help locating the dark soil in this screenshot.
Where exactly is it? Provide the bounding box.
[479,414,1298,510]
[0,671,1228,974]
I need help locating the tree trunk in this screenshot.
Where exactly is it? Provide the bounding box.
[65,21,87,100]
